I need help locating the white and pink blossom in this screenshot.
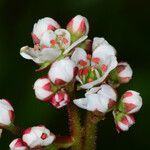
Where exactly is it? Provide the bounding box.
[71,37,117,89]
[50,90,70,109]
[116,62,133,83]
[32,17,60,44]
[74,84,117,113]
[33,76,54,102]
[22,125,55,148]
[9,138,28,150]
[67,15,89,38]
[48,57,77,85]
[119,90,142,114]
[0,99,14,127]
[113,111,135,133]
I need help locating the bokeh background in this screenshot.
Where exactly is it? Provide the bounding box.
[0,0,149,149]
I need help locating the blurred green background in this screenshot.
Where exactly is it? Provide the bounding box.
[0,0,149,149]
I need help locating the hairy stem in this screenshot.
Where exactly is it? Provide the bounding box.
[67,103,82,150]
[66,82,82,150]
[83,111,104,150]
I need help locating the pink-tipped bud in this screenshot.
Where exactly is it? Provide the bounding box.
[9,138,28,150]
[67,15,89,39]
[50,90,70,109]
[113,111,135,133]
[22,125,55,148]
[119,90,142,114]
[32,17,60,44]
[116,62,133,83]
[48,57,77,85]
[33,77,54,102]
[0,99,14,127]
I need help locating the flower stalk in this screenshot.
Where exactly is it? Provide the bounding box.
[83,111,104,150]
[66,82,82,150]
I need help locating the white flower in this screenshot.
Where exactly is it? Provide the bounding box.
[33,77,54,102]
[50,90,70,109]
[74,84,117,113]
[0,99,14,127]
[67,15,89,38]
[71,37,118,89]
[22,125,55,148]
[116,62,133,83]
[9,138,28,150]
[48,57,77,85]
[119,90,142,114]
[20,30,87,65]
[32,17,60,44]
[113,111,135,133]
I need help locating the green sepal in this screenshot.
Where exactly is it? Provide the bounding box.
[114,111,125,123]
[109,69,119,83]
[118,98,125,113]
[36,61,51,72]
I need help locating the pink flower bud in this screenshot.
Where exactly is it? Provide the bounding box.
[22,125,55,148]
[67,15,89,38]
[33,77,54,102]
[9,138,28,150]
[50,90,70,109]
[74,84,117,113]
[116,62,133,83]
[32,17,60,44]
[119,90,142,114]
[48,57,77,85]
[113,111,135,133]
[0,99,14,127]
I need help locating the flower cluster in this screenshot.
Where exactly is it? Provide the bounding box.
[20,15,142,131]
[0,15,143,149]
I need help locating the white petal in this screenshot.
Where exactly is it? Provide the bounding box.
[33,17,60,39]
[118,62,133,78]
[40,30,57,48]
[118,122,129,131]
[71,47,87,64]
[20,46,61,64]
[74,98,89,110]
[48,57,76,83]
[0,99,14,126]
[86,94,105,112]
[92,37,116,55]
[38,48,61,63]
[92,37,108,50]
[123,90,142,114]
[97,84,117,101]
